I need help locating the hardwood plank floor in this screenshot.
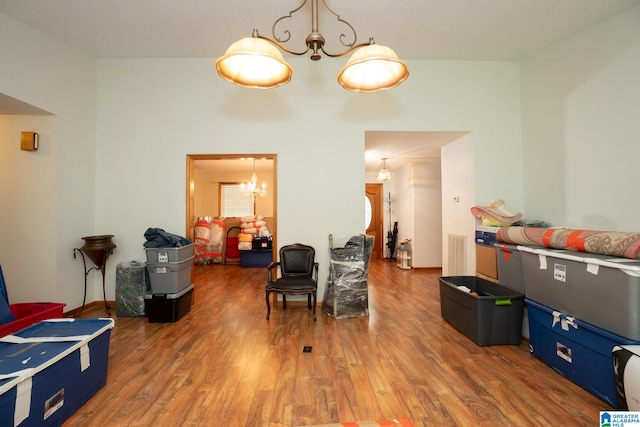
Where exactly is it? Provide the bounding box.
[63,260,610,426]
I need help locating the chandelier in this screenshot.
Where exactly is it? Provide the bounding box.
[377,158,391,182]
[215,0,409,93]
[242,159,267,198]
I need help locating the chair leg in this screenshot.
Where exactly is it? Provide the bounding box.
[282,295,286,309]
[307,294,311,309]
[266,290,271,320]
[312,291,317,321]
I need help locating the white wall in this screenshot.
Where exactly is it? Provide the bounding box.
[95,58,522,300]
[0,116,57,302]
[521,5,640,230]
[394,163,415,252]
[0,10,522,308]
[0,13,97,308]
[413,158,443,268]
[441,134,476,275]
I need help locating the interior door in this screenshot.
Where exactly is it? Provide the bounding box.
[365,183,383,260]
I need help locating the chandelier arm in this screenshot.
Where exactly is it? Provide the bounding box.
[319,40,373,58]
[321,0,358,48]
[272,0,308,43]
[255,34,311,57]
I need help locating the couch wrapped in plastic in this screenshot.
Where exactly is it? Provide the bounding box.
[322,234,374,319]
[193,218,225,265]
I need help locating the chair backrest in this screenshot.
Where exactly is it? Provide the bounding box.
[280,244,315,277]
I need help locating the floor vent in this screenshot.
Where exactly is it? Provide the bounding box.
[448,234,467,275]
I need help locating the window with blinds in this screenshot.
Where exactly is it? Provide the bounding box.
[220,184,254,217]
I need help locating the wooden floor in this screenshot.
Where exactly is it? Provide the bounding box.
[63,260,610,426]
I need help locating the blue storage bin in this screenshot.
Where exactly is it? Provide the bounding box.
[0,264,14,324]
[0,318,114,426]
[527,299,640,408]
[240,249,273,268]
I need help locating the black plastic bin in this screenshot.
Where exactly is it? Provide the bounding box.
[144,284,194,323]
[439,276,524,346]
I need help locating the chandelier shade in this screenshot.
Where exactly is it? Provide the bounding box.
[215,37,293,89]
[215,0,408,92]
[338,44,409,93]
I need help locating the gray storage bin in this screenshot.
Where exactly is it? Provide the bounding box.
[494,243,529,338]
[494,243,525,293]
[519,246,640,340]
[145,243,194,263]
[147,256,193,294]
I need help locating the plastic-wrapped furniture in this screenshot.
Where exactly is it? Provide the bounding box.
[193,218,212,265]
[115,260,149,316]
[266,243,319,320]
[322,234,374,319]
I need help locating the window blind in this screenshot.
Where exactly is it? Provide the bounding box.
[221,184,254,217]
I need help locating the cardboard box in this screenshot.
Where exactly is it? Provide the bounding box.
[476,244,498,280]
[0,318,114,426]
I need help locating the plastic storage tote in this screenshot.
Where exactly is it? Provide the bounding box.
[439,276,524,346]
[147,256,193,294]
[527,298,640,408]
[144,284,194,323]
[519,246,640,340]
[0,318,114,426]
[145,243,194,263]
[0,263,66,337]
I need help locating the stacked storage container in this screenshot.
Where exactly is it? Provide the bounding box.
[494,243,529,338]
[0,263,66,337]
[144,243,194,322]
[514,246,640,408]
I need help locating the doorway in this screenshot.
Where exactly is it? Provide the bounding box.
[365,183,384,260]
[185,154,277,251]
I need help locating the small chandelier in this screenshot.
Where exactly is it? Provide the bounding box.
[377,158,391,183]
[242,159,267,198]
[215,0,409,93]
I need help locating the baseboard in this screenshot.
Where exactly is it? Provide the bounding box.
[412,267,443,272]
[64,300,115,317]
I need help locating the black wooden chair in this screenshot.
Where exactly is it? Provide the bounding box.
[266,243,319,321]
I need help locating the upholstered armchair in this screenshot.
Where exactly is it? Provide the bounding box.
[266,243,319,321]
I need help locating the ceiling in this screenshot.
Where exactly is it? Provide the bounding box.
[0,0,637,61]
[1,0,638,171]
